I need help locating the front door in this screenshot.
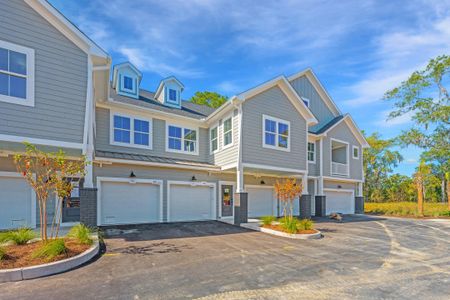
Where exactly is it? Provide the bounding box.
[221,185,233,217]
[62,178,83,223]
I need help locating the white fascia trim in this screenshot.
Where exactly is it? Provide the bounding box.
[221,163,238,170]
[242,163,306,174]
[94,157,220,172]
[96,177,164,225]
[287,68,341,116]
[205,98,238,124]
[0,134,83,149]
[26,0,108,58]
[98,100,207,127]
[322,176,363,183]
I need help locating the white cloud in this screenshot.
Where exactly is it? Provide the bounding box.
[215,81,240,95]
[373,109,414,127]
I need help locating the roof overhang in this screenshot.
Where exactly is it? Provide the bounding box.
[288,68,341,116]
[154,76,185,99]
[25,0,109,59]
[237,76,318,125]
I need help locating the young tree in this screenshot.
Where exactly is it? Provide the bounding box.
[189,91,228,108]
[414,161,432,216]
[274,178,302,222]
[14,143,87,241]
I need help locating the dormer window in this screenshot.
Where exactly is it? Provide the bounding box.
[112,62,142,99]
[123,76,133,91]
[154,76,184,109]
[168,88,177,102]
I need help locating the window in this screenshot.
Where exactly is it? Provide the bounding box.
[302,97,310,107]
[123,76,133,90]
[168,88,177,102]
[308,142,315,163]
[111,113,152,148]
[263,115,290,151]
[210,126,218,153]
[167,125,198,154]
[223,116,233,148]
[0,40,34,106]
[352,145,359,159]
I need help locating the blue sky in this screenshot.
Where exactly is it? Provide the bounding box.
[50,0,450,176]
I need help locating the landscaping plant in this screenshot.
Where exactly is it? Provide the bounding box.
[32,239,67,261]
[14,143,87,241]
[298,219,314,231]
[279,217,299,234]
[275,178,302,227]
[0,247,6,260]
[261,216,276,226]
[0,228,36,245]
[67,224,93,245]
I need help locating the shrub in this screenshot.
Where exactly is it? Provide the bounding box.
[0,247,6,260]
[0,228,36,245]
[32,239,67,261]
[298,219,314,231]
[440,210,450,217]
[261,216,276,226]
[280,217,299,234]
[67,224,93,245]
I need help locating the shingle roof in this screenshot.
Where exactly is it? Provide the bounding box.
[308,115,344,134]
[96,150,220,170]
[109,87,217,120]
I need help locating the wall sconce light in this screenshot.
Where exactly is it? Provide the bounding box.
[129,171,136,178]
[191,176,197,181]
[337,185,342,189]
[260,180,265,185]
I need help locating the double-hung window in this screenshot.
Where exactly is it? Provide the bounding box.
[352,145,360,159]
[111,113,152,149]
[210,126,218,153]
[0,40,34,106]
[263,115,290,151]
[223,116,233,148]
[308,142,315,163]
[167,125,198,154]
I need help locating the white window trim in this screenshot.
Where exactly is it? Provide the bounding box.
[352,145,360,159]
[120,74,136,94]
[109,111,153,150]
[262,114,291,152]
[308,142,316,164]
[210,123,219,154]
[222,114,234,150]
[165,123,199,155]
[302,97,310,107]
[0,40,35,107]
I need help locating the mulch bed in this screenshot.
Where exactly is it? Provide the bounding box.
[262,224,318,235]
[0,239,90,269]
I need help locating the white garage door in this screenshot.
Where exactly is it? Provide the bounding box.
[325,190,354,215]
[168,183,215,222]
[0,176,34,229]
[100,181,161,225]
[247,187,275,218]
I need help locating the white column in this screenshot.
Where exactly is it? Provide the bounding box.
[83,58,94,188]
[236,102,244,193]
[318,138,324,196]
[236,165,244,193]
[302,173,308,195]
[357,182,363,197]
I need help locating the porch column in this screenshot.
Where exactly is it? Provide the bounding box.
[299,173,311,218]
[234,164,248,225]
[84,146,94,188]
[315,138,326,216]
[355,182,364,214]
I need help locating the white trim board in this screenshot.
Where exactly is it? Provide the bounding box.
[242,163,306,175]
[0,134,83,149]
[166,180,217,222]
[96,177,164,226]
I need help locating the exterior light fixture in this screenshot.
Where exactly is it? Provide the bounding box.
[260,180,265,185]
[129,171,136,178]
[191,176,197,181]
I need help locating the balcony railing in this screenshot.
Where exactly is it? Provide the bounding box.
[332,161,349,176]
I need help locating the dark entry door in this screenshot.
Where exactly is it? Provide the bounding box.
[221,185,233,217]
[62,178,83,223]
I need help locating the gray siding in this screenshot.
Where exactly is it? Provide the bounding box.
[290,75,335,132]
[209,109,239,166]
[96,108,210,162]
[307,140,320,176]
[0,0,87,143]
[324,180,357,191]
[94,164,280,222]
[241,86,307,171]
[323,121,363,180]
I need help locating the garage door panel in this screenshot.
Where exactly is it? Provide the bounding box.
[169,185,214,222]
[325,190,354,215]
[101,182,160,225]
[0,177,33,229]
[247,187,275,218]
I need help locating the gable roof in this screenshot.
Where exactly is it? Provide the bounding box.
[288,68,341,116]
[112,62,143,89]
[237,76,318,125]
[309,114,369,148]
[154,76,185,99]
[25,0,108,58]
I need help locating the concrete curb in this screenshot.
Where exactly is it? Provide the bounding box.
[241,223,322,240]
[0,239,99,283]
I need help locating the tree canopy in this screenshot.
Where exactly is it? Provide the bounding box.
[189,91,228,108]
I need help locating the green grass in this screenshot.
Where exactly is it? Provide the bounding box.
[67,224,93,245]
[0,246,6,260]
[365,202,450,217]
[261,215,276,226]
[32,239,67,261]
[0,228,36,245]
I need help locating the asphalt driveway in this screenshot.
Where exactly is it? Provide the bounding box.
[1,215,449,299]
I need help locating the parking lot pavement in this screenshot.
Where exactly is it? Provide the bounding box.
[1,215,449,299]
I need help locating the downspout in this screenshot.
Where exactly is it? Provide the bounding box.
[234,98,244,193]
[84,57,94,188]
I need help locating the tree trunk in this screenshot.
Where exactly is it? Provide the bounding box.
[447,180,450,211]
[442,178,446,203]
[417,183,424,216]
